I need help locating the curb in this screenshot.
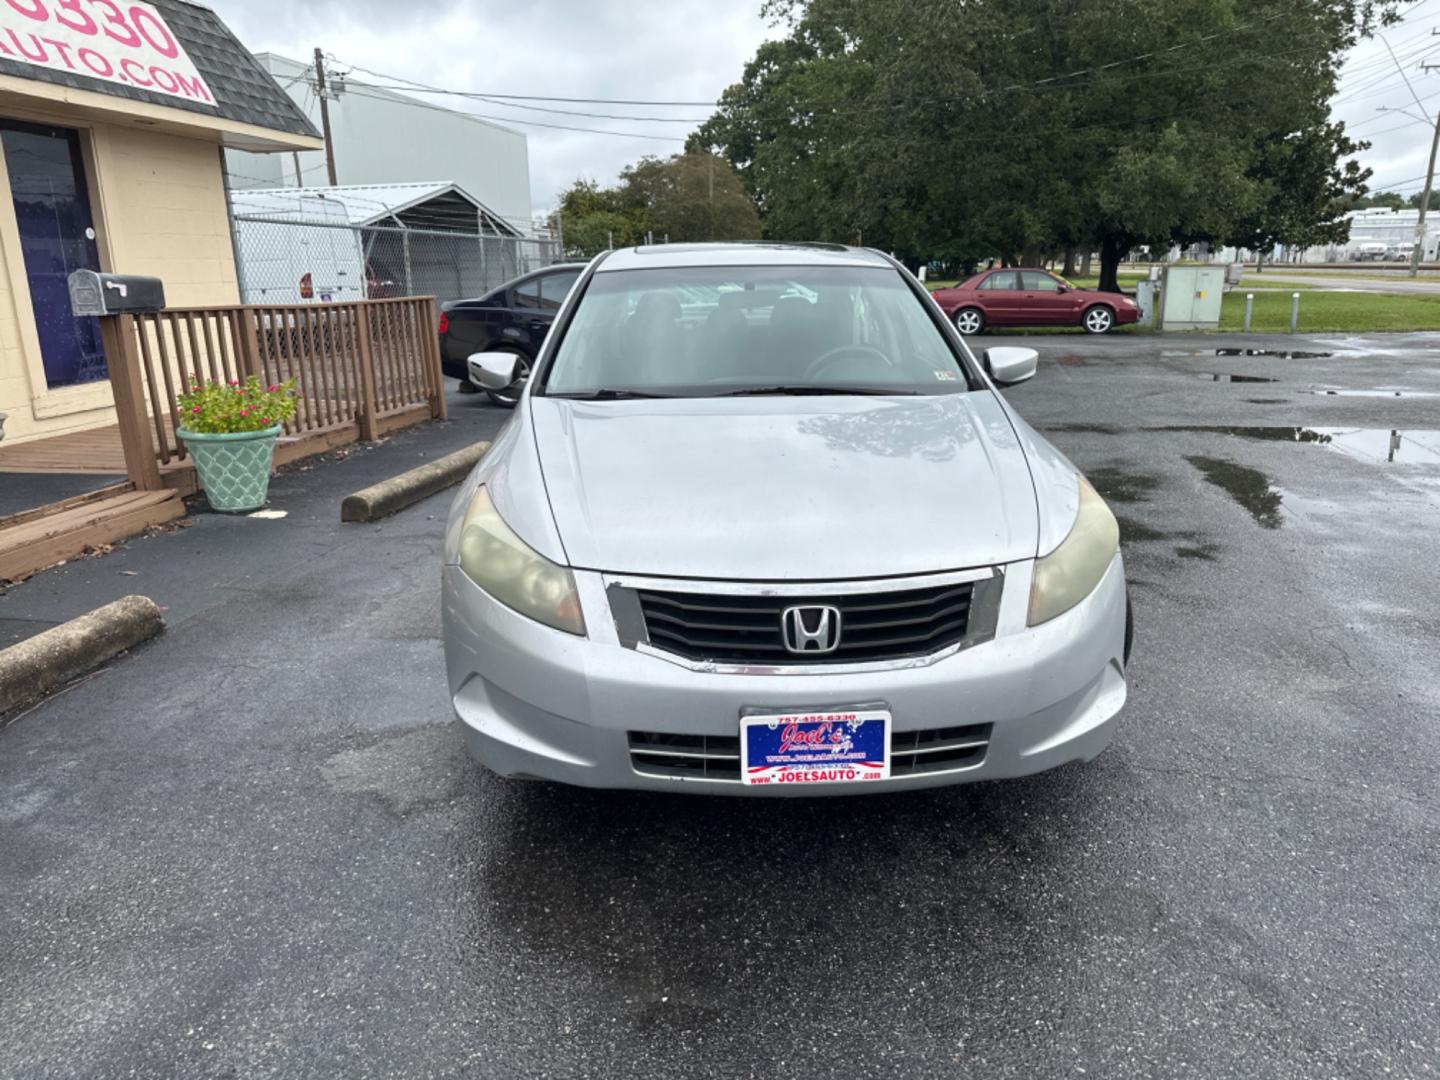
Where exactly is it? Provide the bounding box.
[341,442,490,523]
[0,596,164,719]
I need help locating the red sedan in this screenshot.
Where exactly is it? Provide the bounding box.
[931,269,1140,335]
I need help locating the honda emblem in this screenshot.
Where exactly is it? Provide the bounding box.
[781,605,843,655]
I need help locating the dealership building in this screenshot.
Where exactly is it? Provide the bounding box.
[0,0,318,448]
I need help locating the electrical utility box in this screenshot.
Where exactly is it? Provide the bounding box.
[1158,265,1225,330]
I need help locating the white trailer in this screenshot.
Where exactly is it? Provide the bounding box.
[229,191,366,304]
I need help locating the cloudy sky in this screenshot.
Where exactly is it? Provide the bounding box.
[206,0,1440,218]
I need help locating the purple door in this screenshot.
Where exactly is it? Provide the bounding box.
[1,122,107,388]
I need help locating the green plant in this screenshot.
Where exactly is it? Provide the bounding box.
[178,376,297,435]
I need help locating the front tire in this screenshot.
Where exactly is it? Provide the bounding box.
[1082,305,1115,334]
[484,350,532,409]
[953,307,985,336]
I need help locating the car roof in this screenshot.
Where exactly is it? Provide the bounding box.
[597,242,895,273]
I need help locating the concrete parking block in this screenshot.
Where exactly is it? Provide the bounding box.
[0,595,163,718]
[340,442,490,523]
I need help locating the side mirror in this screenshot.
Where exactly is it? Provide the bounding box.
[468,352,520,390]
[1055,285,1068,294]
[984,346,1039,387]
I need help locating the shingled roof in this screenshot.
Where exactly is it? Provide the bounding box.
[0,0,318,139]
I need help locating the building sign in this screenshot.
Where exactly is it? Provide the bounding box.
[0,1,214,106]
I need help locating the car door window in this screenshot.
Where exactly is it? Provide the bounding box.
[538,271,579,311]
[512,277,543,310]
[1022,272,1061,292]
[981,271,1020,291]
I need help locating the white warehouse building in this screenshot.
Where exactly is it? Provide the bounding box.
[225,54,537,235]
[1290,208,1439,263]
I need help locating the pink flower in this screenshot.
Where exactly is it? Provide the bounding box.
[239,408,250,417]
[229,380,239,387]
[263,418,272,425]
[268,384,280,393]
[191,405,201,414]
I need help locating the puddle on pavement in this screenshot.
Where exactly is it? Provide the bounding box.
[1198,373,1277,383]
[1043,422,1122,434]
[1319,428,1440,465]
[1088,466,1161,503]
[1187,455,1283,529]
[1214,348,1334,360]
[1155,426,1440,464]
[1314,389,1439,399]
[1056,354,1088,367]
[1157,425,1332,442]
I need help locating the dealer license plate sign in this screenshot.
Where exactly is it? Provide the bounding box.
[741,710,891,787]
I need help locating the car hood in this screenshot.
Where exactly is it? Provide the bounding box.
[530,393,1039,580]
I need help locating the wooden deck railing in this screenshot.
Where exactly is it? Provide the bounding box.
[103,297,446,490]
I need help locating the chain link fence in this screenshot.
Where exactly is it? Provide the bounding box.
[231,214,566,307]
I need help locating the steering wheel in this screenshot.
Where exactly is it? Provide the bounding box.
[802,344,893,382]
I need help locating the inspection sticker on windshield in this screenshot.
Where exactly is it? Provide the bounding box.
[741,710,890,787]
[933,370,958,381]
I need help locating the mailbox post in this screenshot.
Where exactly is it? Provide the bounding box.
[68,271,168,491]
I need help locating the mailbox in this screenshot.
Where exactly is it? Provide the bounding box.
[67,270,166,317]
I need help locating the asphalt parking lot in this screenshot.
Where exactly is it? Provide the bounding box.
[2,332,1438,1079]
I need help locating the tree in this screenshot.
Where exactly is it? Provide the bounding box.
[556,155,761,258]
[1351,190,1408,209]
[556,178,646,257]
[1409,189,1440,212]
[621,153,763,244]
[694,0,1403,291]
[1225,123,1372,268]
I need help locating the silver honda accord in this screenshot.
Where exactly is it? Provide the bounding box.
[442,243,1130,795]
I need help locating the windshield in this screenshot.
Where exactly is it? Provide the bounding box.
[541,265,972,397]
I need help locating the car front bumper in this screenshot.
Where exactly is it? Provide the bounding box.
[441,556,1129,796]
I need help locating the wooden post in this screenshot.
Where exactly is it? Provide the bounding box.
[236,307,263,381]
[101,314,163,491]
[420,297,447,420]
[354,303,380,441]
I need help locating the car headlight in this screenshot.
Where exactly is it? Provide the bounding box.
[1028,476,1119,626]
[458,487,585,635]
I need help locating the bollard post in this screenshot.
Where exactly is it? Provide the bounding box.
[1244,293,1254,333]
[1290,292,1300,333]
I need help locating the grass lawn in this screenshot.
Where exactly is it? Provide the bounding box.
[1218,289,1440,332]
[1256,269,1440,283]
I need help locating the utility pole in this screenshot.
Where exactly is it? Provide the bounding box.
[1415,110,1440,278]
[314,47,338,186]
[1383,34,1435,277]
[1416,37,1440,277]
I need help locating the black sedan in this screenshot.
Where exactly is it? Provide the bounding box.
[439,263,585,406]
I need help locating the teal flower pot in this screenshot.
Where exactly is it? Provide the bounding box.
[178,424,282,513]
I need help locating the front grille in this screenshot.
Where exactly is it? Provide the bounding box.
[890,723,992,776]
[635,581,975,666]
[628,723,992,783]
[628,731,741,781]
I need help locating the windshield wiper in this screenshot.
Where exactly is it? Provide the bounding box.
[549,388,676,400]
[715,385,922,397]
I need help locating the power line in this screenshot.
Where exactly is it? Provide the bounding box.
[342,83,710,124]
[1333,31,1440,101]
[338,84,684,141]
[329,16,1327,120]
